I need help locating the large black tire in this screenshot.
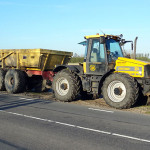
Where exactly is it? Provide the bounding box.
[52,69,81,102]
[5,69,26,93]
[0,69,6,91]
[102,73,139,109]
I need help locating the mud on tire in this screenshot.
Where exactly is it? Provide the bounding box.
[102,73,139,109]
[5,69,26,93]
[52,69,81,102]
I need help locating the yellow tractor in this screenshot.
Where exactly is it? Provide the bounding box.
[52,34,150,109]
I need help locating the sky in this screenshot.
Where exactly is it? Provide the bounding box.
[0,0,150,55]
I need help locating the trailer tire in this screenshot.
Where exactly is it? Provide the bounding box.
[5,69,26,93]
[52,69,81,102]
[102,73,139,109]
[0,69,6,91]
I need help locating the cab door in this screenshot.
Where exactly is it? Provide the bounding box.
[85,38,107,75]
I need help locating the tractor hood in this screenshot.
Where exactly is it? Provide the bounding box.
[115,57,150,78]
[117,57,150,66]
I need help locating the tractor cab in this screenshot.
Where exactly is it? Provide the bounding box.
[79,34,125,75]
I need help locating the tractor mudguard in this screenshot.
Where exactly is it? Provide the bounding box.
[53,65,83,74]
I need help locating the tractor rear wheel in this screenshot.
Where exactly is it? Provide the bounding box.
[52,69,81,102]
[102,73,139,109]
[5,69,26,93]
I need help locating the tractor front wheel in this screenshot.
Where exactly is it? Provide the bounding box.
[102,73,139,109]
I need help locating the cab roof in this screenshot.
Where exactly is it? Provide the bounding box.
[84,34,121,39]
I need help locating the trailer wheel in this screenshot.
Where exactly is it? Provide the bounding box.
[0,69,6,91]
[102,73,139,109]
[52,69,81,102]
[5,69,26,93]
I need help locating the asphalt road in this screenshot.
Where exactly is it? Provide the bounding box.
[0,93,150,150]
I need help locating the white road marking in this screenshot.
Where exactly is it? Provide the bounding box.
[19,98,27,100]
[19,98,37,101]
[88,108,114,113]
[76,126,111,135]
[55,121,76,127]
[0,110,150,143]
[112,133,150,143]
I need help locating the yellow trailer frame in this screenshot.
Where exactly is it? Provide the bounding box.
[0,49,73,71]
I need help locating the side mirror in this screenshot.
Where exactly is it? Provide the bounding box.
[100,36,105,44]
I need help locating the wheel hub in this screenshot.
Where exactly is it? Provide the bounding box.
[114,87,123,95]
[56,77,69,96]
[60,83,68,90]
[107,80,126,102]
[10,77,14,85]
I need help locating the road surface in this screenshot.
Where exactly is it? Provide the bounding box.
[0,93,150,150]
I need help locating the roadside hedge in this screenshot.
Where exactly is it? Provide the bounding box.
[70,57,84,63]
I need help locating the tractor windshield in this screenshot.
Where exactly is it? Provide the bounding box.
[106,39,123,62]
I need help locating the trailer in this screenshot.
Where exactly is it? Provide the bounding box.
[0,48,72,93]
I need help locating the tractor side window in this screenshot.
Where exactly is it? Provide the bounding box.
[90,39,105,62]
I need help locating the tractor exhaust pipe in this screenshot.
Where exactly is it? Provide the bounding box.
[133,37,138,59]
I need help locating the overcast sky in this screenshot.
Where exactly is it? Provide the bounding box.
[0,0,150,55]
